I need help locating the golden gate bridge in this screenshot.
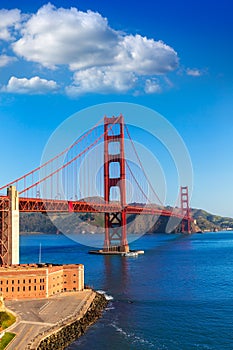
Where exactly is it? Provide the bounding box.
[0,115,191,265]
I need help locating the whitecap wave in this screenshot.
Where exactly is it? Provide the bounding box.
[111,322,157,348]
[96,290,105,294]
[105,306,115,311]
[96,290,114,301]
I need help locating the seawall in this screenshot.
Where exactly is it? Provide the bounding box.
[33,292,108,350]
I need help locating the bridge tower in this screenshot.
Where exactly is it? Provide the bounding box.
[0,186,19,265]
[104,115,129,253]
[180,186,191,233]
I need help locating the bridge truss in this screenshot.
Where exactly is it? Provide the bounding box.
[0,115,192,264]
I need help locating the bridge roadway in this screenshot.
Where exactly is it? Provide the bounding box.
[0,196,189,220]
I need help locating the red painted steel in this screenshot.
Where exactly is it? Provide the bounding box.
[19,120,115,196]
[0,191,192,263]
[0,115,193,263]
[180,186,191,233]
[125,124,164,206]
[0,196,191,219]
[18,197,122,213]
[0,196,10,264]
[0,117,104,193]
[104,115,129,252]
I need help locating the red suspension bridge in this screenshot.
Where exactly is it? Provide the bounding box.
[0,115,191,265]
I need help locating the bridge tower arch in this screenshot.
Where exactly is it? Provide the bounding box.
[104,115,129,252]
[180,186,191,233]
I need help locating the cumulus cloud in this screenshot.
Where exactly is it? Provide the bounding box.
[0,55,16,67]
[66,67,137,95]
[186,68,202,77]
[13,3,118,70]
[144,79,161,94]
[2,76,58,94]
[10,3,178,94]
[117,35,178,75]
[0,9,22,41]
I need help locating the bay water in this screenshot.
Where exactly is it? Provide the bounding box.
[20,232,233,350]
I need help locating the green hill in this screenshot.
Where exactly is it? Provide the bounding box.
[191,208,233,231]
[19,207,233,234]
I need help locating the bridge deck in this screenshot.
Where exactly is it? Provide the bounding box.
[0,196,191,220]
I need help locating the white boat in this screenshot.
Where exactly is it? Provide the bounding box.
[122,251,138,257]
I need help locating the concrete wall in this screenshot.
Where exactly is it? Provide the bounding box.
[37,293,108,350]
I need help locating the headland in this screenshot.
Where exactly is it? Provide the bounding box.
[4,289,108,350]
[0,263,108,349]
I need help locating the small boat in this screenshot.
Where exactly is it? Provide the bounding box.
[122,251,138,257]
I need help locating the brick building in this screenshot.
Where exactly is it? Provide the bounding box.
[0,263,84,300]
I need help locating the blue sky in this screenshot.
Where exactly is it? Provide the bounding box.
[0,0,233,217]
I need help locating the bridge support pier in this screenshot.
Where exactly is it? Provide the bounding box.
[0,186,19,265]
[104,212,129,253]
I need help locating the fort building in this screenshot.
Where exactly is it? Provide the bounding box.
[0,263,84,300]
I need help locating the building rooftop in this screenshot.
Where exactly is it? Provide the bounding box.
[0,263,83,271]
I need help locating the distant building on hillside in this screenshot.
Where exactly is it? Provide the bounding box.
[0,263,84,300]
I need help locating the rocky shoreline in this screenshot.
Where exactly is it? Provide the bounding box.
[35,292,108,350]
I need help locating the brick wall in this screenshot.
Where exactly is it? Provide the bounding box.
[63,265,84,292]
[0,264,84,300]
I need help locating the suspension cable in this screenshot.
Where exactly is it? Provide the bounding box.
[125,124,163,206]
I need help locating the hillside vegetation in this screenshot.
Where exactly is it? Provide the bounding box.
[191,208,233,231]
[19,208,233,234]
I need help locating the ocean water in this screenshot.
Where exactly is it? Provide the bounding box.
[20,232,233,350]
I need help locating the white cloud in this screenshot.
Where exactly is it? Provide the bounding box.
[117,35,178,75]
[186,68,202,77]
[10,3,178,94]
[66,67,137,95]
[0,55,16,67]
[13,3,118,70]
[2,76,58,94]
[0,9,21,41]
[144,79,161,94]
